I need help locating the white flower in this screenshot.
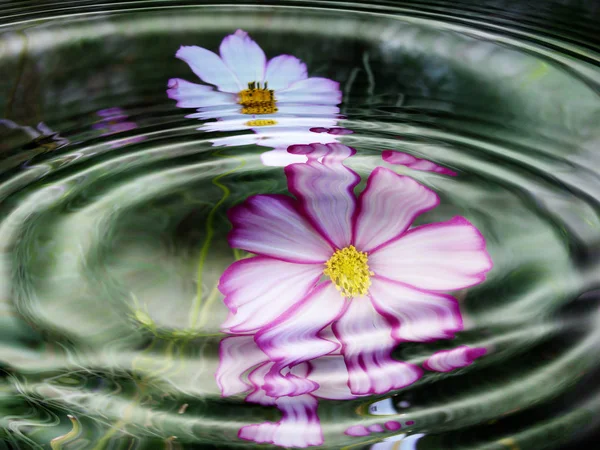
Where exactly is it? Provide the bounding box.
[167,29,342,133]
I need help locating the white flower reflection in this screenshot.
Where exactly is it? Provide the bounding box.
[370,433,426,450]
[209,125,348,167]
[0,119,69,152]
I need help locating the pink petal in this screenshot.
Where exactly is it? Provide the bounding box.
[256,282,347,397]
[239,422,278,445]
[285,144,360,249]
[309,355,358,400]
[245,362,277,406]
[369,277,463,342]
[277,77,342,105]
[385,421,402,431]
[287,142,342,161]
[228,194,333,263]
[166,78,237,108]
[265,54,308,90]
[423,345,487,372]
[216,336,269,397]
[370,216,493,291]
[219,29,266,85]
[382,150,457,176]
[327,127,354,135]
[219,257,323,333]
[344,425,370,437]
[97,107,125,118]
[175,45,241,93]
[333,298,423,395]
[255,129,342,166]
[245,361,313,406]
[239,395,323,447]
[354,167,439,253]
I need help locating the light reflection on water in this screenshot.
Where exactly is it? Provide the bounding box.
[0,1,600,448]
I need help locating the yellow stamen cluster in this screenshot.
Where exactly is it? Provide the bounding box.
[238,81,277,115]
[33,136,58,152]
[324,245,373,298]
[245,119,277,127]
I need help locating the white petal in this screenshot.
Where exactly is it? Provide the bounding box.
[276,103,340,116]
[219,29,266,85]
[277,77,342,105]
[175,45,241,93]
[265,54,308,90]
[167,78,236,108]
[261,149,309,167]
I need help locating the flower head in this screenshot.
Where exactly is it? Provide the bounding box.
[220,143,493,396]
[216,333,481,447]
[167,29,342,133]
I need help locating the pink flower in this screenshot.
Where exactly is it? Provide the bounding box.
[216,335,359,448]
[92,107,144,148]
[382,150,457,176]
[220,143,492,397]
[167,29,342,133]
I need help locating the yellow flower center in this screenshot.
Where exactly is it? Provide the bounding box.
[324,245,373,298]
[238,81,277,115]
[245,119,277,127]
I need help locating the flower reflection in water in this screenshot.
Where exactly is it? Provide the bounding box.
[220,142,491,397]
[217,335,360,447]
[423,345,487,372]
[92,107,144,148]
[0,119,69,152]
[215,142,493,447]
[383,149,457,176]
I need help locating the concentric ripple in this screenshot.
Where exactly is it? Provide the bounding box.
[1,1,600,449]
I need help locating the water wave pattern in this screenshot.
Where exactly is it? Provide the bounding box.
[1,1,599,449]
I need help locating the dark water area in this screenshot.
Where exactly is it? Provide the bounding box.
[1,1,599,449]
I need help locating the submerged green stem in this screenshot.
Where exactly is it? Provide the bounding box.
[188,156,246,329]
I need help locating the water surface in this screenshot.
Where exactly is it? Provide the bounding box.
[1,1,600,448]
